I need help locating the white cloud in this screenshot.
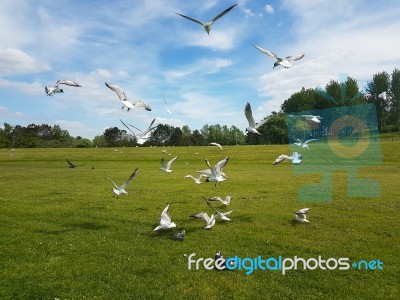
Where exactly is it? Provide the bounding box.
[264,5,274,14]
[178,28,237,50]
[0,106,27,120]
[0,48,51,76]
[0,78,44,96]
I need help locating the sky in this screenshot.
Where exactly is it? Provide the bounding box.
[1,0,399,139]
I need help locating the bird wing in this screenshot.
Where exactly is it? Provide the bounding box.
[143,118,157,134]
[297,208,310,214]
[57,80,81,87]
[209,142,223,150]
[105,82,127,101]
[133,99,152,111]
[252,44,278,59]
[304,139,318,145]
[66,159,75,167]
[120,168,139,189]
[244,102,256,128]
[255,115,271,129]
[204,158,212,169]
[105,174,120,189]
[215,157,229,173]
[185,175,195,181]
[176,13,204,26]
[286,54,305,62]
[167,156,178,169]
[120,119,138,138]
[160,158,166,168]
[210,4,237,23]
[190,212,210,223]
[160,204,172,223]
[203,198,220,214]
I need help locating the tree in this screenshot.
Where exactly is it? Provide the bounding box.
[365,71,391,131]
[389,68,400,131]
[169,127,183,146]
[103,127,123,147]
[149,124,175,146]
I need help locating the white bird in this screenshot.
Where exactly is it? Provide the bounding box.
[378,91,387,101]
[176,4,237,35]
[154,204,177,231]
[105,82,151,111]
[190,212,218,229]
[9,148,14,157]
[120,118,158,145]
[245,102,270,135]
[295,208,310,223]
[204,198,233,221]
[273,152,302,165]
[253,44,305,69]
[204,157,229,186]
[209,142,223,150]
[161,149,172,155]
[105,168,139,199]
[66,159,85,168]
[293,138,318,150]
[208,195,232,206]
[184,174,206,184]
[160,156,178,174]
[45,80,81,96]
[171,230,185,241]
[301,114,323,124]
[164,98,184,115]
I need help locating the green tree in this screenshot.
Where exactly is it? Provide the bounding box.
[389,68,400,131]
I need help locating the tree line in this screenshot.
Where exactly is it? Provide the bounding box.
[1,69,398,148]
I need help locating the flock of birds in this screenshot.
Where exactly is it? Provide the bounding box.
[46,4,313,247]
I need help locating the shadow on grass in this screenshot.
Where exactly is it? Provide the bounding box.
[36,228,74,235]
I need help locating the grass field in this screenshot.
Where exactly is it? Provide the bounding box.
[0,141,399,299]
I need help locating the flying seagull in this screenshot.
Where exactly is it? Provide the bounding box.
[245,102,270,135]
[301,115,323,124]
[176,4,237,35]
[253,44,305,69]
[120,118,158,145]
[272,152,302,165]
[184,174,206,184]
[203,198,233,221]
[293,138,318,150]
[66,159,85,168]
[204,157,229,186]
[190,212,218,229]
[171,230,185,241]
[164,98,184,115]
[160,156,179,174]
[105,168,139,198]
[45,80,81,96]
[209,142,223,150]
[154,204,177,231]
[294,208,310,223]
[105,82,151,111]
[208,195,232,206]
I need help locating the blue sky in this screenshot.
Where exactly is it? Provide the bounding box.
[1,0,399,139]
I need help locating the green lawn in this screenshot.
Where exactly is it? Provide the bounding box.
[0,142,399,299]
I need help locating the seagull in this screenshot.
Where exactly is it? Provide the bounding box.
[171,230,185,241]
[105,168,139,198]
[209,142,223,150]
[105,82,151,111]
[66,159,85,168]
[272,152,302,165]
[161,149,172,155]
[163,98,184,115]
[196,168,228,179]
[160,156,179,174]
[293,138,318,150]
[301,115,323,124]
[378,91,387,100]
[120,118,158,145]
[45,80,81,96]
[189,212,218,229]
[9,148,14,157]
[245,102,270,135]
[252,44,305,69]
[154,204,177,231]
[208,195,232,206]
[295,208,310,223]
[184,174,206,184]
[203,198,233,221]
[204,157,229,186]
[176,4,237,35]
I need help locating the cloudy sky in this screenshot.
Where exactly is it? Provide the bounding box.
[1,0,399,139]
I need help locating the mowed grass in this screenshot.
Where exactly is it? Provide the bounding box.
[0,142,399,299]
